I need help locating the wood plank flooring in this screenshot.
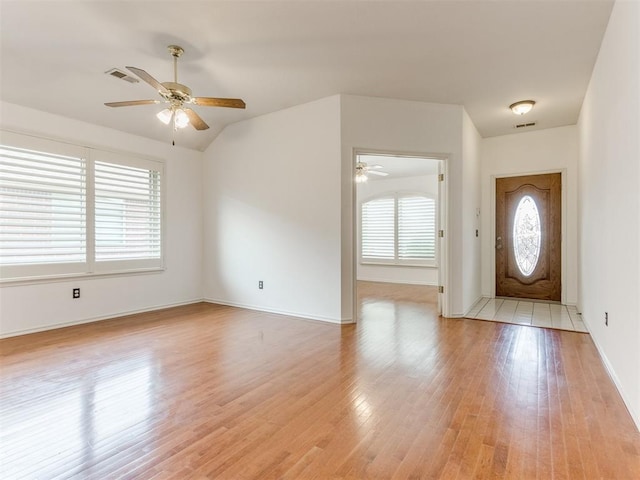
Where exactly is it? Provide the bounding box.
[1,286,639,479]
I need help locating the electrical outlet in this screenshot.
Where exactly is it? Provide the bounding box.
[258,281,264,290]
[605,312,608,326]
[73,288,80,299]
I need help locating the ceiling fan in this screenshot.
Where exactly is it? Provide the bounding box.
[355,161,389,183]
[105,45,245,132]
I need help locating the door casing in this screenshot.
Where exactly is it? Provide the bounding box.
[351,148,450,320]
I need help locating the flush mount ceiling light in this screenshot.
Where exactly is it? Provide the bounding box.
[509,100,536,115]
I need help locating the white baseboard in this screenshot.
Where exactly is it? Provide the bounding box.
[580,314,640,432]
[203,298,349,325]
[0,298,204,339]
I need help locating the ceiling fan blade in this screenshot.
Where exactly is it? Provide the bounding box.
[183,108,210,130]
[126,66,170,95]
[104,100,161,107]
[369,165,384,169]
[192,97,246,109]
[368,170,389,176]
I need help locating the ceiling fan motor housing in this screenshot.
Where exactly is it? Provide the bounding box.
[160,82,192,103]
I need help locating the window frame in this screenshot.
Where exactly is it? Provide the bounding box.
[359,191,437,268]
[0,130,165,284]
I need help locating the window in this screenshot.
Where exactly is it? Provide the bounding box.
[361,197,395,260]
[94,160,161,264]
[361,193,436,266]
[0,131,163,281]
[0,145,86,266]
[513,195,541,276]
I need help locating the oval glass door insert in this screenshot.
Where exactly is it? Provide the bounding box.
[513,195,541,276]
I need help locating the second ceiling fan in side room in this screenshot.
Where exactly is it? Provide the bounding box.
[105,45,246,132]
[355,161,389,183]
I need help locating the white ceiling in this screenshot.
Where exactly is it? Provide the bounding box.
[0,1,614,152]
[358,154,439,180]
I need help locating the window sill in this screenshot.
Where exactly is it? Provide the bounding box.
[360,261,437,268]
[0,267,166,288]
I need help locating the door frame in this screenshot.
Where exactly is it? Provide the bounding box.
[351,148,450,320]
[489,168,567,303]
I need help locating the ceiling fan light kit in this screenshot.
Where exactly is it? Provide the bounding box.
[355,161,368,183]
[156,108,173,125]
[156,107,190,129]
[174,108,190,129]
[355,172,368,183]
[105,44,246,139]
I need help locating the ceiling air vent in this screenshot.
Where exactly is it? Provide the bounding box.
[105,68,139,84]
[514,121,537,129]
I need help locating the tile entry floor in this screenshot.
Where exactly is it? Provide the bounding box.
[466,297,589,333]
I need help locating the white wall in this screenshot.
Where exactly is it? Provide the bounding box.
[202,96,344,322]
[0,102,204,337]
[356,174,439,285]
[340,95,478,318]
[577,0,640,428]
[0,94,485,332]
[462,110,482,310]
[480,125,579,304]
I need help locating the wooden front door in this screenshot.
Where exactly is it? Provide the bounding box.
[495,173,561,301]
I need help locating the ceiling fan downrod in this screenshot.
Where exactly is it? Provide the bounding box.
[167,45,184,83]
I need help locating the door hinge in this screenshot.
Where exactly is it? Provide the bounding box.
[438,173,444,182]
[438,285,444,294]
[438,230,444,238]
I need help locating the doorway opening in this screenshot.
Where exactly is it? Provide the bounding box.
[353,151,447,323]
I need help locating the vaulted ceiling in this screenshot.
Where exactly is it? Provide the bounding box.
[0,1,614,151]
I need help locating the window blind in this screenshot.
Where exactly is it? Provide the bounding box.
[0,145,86,266]
[361,197,395,259]
[95,161,161,262]
[360,193,437,265]
[398,196,436,259]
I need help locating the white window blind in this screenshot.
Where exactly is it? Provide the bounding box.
[398,196,436,260]
[0,144,86,267]
[361,197,395,260]
[95,161,161,262]
[360,193,436,265]
[0,131,164,281]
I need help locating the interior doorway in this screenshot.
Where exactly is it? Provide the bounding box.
[495,173,562,301]
[353,151,445,321]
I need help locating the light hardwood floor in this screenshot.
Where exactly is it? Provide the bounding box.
[1,285,639,479]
